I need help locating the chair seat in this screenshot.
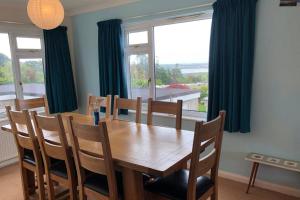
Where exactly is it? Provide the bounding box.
[145,169,213,200]
[50,159,68,179]
[84,171,123,197]
[23,149,35,165]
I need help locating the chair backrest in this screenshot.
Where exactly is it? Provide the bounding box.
[67,117,118,200]
[5,106,42,167]
[113,95,142,123]
[147,98,183,130]
[31,112,75,181]
[187,111,226,200]
[87,95,111,119]
[15,96,49,115]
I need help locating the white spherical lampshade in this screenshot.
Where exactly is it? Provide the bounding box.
[27,0,64,30]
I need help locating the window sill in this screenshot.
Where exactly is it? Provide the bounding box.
[128,110,207,122]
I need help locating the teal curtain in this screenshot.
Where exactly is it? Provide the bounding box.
[43,26,77,114]
[207,0,257,133]
[97,19,128,114]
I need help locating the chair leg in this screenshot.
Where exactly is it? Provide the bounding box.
[211,185,218,200]
[20,167,30,200]
[69,182,77,200]
[79,187,86,200]
[46,176,55,200]
[27,170,36,195]
[36,171,46,200]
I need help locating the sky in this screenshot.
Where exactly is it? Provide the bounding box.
[154,19,212,65]
[0,33,12,58]
[0,33,41,59]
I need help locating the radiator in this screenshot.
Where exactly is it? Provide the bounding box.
[0,120,18,168]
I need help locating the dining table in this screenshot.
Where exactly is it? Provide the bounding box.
[1,112,196,200]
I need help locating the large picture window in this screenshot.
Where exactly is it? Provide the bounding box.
[125,15,212,118]
[0,25,45,118]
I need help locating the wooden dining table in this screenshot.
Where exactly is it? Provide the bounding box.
[1,112,195,200]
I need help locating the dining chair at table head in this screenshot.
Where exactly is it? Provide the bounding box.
[15,96,49,115]
[31,112,77,200]
[67,117,123,200]
[147,98,183,130]
[87,95,112,120]
[145,111,226,200]
[113,95,142,123]
[5,106,45,200]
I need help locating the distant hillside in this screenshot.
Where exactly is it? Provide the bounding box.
[0,53,10,66]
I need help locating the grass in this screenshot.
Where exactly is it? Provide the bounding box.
[198,103,207,112]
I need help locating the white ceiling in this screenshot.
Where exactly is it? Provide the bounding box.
[0,0,139,16]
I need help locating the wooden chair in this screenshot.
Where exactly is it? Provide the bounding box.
[5,106,45,200]
[31,112,77,200]
[145,111,226,200]
[67,117,123,200]
[147,98,183,130]
[87,95,111,119]
[113,95,142,123]
[15,96,49,115]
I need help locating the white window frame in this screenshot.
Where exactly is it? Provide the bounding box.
[0,23,45,100]
[124,13,212,118]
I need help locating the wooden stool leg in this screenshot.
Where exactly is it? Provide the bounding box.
[252,163,259,187]
[246,162,257,193]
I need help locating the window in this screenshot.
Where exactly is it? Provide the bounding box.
[16,37,42,49]
[0,27,45,118]
[129,54,150,99]
[125,15,212,118]
[128,31,148,45]
[19,58,45,99]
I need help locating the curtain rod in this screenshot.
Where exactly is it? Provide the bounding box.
[124,1,214,21]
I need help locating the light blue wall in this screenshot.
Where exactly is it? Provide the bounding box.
[72,0,300,190]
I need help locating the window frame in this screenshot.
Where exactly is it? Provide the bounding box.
[0,23,45,109]
[124,13,212,118]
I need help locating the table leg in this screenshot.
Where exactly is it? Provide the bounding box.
[252,163,259,187]
[122,168,144,200]
[246,162,257,193]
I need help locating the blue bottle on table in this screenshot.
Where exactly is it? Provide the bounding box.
[93,110,100,125]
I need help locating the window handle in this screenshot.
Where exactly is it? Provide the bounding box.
[148,78,151,86]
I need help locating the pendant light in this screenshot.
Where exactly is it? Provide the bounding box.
[27,0,64,30]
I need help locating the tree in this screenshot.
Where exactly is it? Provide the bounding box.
[199,85,208,101]
[0,53,9,66]
[130,55,148,88]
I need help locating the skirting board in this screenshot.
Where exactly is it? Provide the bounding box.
[218,170,300,198]
[0,157,18,168]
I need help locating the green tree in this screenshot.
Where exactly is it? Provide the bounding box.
[20,60,44,84]
[130,55,148,88]
[199,85,208,101]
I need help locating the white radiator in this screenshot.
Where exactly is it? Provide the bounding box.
[0,120,18,168]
